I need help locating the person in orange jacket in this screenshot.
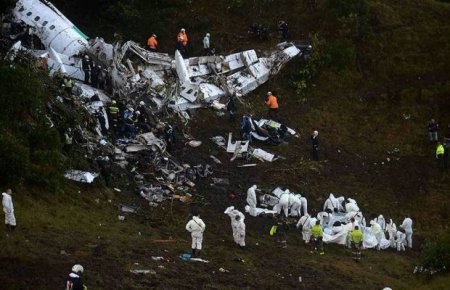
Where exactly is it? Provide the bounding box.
[176,28,188,57]
[265,91,279,119]
[147,34,158,52]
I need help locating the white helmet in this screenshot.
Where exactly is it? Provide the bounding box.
[72,264,84,273]
[181,28,186,32]
[139,101,145,106]
[206,33,210,37]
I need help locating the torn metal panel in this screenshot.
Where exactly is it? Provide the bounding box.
[226,133,249,154]
[251,148,278,162]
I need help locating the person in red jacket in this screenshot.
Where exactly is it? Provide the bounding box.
[265,91,279,119]
[147,34,158,52]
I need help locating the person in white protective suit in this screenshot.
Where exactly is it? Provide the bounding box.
[246,185,258,208]
[385,219,397,248]
[275,190,290,218]
[377,214,386,231]
[296,214,313,243]
[300,196,308,216]
[345,198,360,213]
[2,189,16,231]
[317,209,333,228]
[399,215,413,248]
[323,193,339,212]
[395,230,406,251]
[224,206,246,248]
[336,196,345,212]
[186,213,206,257]
[370,220,384,250]
[288,194,302,217]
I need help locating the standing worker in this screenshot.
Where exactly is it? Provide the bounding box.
[2,189,16,232]
[62,75,73,95]
[278,20,289,40]
[436,142,445,170]
[65,264,87,290]
[311,130,320,161]
[147,34,158,52]
[350,226,364,262]
[185,212,206,257]
[265,91,279,120]
[203,33,212,55]
[399,215,413,248]
[224,207,246,248]
[81,55,92,84]
[227,93,237,122]
[177,28,188,57]
[428,119,439,142]
[310,220,324,255]
[296,214,313,244]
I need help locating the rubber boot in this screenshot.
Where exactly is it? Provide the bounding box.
[192,248,196,257]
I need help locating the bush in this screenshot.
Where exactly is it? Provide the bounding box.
[323,0,370,37]
[421,237,450,273]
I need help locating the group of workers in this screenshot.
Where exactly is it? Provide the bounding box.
[147,28,213,58]
[429,119,450,170]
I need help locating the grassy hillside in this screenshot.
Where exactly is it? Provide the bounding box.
[1,0,450,289]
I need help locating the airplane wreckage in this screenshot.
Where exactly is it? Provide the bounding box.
[4,0,311,112]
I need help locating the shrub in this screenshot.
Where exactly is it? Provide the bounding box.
[421,237,450,273]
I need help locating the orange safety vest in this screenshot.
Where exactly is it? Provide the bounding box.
[147,36,158,49]
[266,95,279,109]
[178,32,188,47]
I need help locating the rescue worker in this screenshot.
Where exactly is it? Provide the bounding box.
[317,209,332,228]
[62,75,73,95]
[240,115,253,143]
[323,193,339,212]
[185,213,206,257]
[310,130,319,161]
[265,91,279,120]
[310,220,324,254]
[296,214,312,243]
[227,93,237,122]
[63,128,73,153]
[399,215,413,248]
[436,142,445,170]
[224,207,246,248]
[203,33,211,55]
[177,28,188,57]
[444,124,450,169]
[123,107,136,138]
[91,65,100,88]
[370,220,384,250]
[350,226,364,262]
[95,108,107,135]
[276,218,289,248]
[428,119,439,142]
[147,34,158,51]
[278,20,289,40]
[81,54,92,84]
[2,189,16,232]
[108,100,120,129]
[65,264,86,290]
[385,219,397,248]
[396,229,406,251]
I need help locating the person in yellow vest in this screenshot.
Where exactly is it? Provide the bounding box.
[350,226,363,262]
[310,220,324,254]
[147,34,158,52]
[436,142,445,170]
[62,75,73,95]
[265,91,279,120]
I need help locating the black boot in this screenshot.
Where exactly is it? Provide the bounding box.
[196,250,201,258]
[192,248,196,257]
[10,225,16,231]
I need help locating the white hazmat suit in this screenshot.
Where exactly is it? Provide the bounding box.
[400,217,413,248]
[186,216,206,250]
[396,230,406,251]
[224,206,246,247]
[345,198,360,213]
[385,219,397,248]
[2,191,16,227]
[296,214,312,243]
[323,193,339,212]
[288,194,302,217]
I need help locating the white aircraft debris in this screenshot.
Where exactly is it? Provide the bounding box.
[7,0,309,113]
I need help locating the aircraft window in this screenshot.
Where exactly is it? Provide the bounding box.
[18,7,25,12]
[49,25,55,30]
[26,12,32,16]
[43,21,48,26]
[34,16,40,21]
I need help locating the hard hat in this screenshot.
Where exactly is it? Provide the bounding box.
[152,34,157,38]
[139,101,145,106]
[72,264,84,273]
[206,33,210,37]
[313,130,319,135]
[112,100,117,104]
[181,28,185,32]
[135,110,141,115]
[267,91,272,96]
[84,55,89,59]
[129,108,134,112]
